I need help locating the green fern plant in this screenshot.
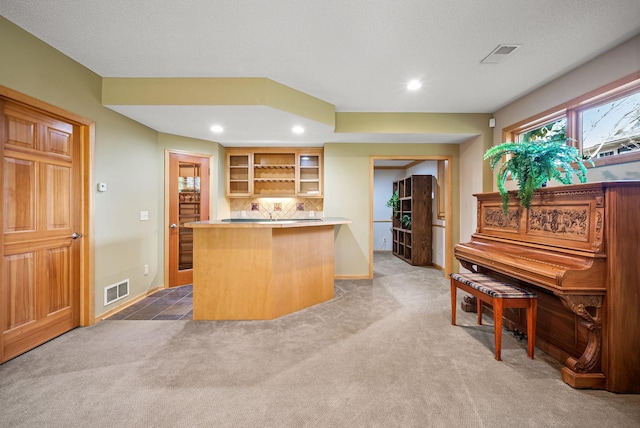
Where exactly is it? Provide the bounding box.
[484,139,593,215]
[386,190,400,217]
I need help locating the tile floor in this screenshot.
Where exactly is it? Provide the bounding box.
[106,284,193,320]
[107,253,402,321]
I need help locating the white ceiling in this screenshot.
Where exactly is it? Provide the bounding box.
[2,0,639,147]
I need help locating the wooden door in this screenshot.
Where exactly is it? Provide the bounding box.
[168,152,210,287]
[1,99,81,363]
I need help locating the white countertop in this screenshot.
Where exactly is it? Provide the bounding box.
[186,217,351,229]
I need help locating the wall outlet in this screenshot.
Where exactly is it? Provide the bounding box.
[144,264,149,276]
[309,210,314,217]
[383,237,387,243]
[140,211,149,221]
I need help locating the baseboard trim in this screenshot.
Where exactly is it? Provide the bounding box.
[95,285,165,322]
[335,275,370,280]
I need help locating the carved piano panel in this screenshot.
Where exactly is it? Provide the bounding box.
[455,181,640,393]
[476,185,606,254]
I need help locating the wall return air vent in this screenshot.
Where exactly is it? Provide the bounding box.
[104,279,130,306]
[481,44,521,64]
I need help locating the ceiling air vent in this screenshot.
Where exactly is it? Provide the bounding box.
[481,44,521,64]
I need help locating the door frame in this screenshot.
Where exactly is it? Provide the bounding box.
[0,85,95,329]
[163,149,214,289]
[369,155,453,279]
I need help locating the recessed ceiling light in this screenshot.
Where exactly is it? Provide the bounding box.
[292,126,305,134]
[407,80,422,91]
[210,125,224,133]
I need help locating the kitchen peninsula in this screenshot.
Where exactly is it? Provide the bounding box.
[186,218,351,320]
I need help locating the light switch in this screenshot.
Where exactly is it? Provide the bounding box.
[140,211,149,221]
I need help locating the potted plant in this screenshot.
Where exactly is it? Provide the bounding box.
[484,135,593,215]
[401,214,412,229]
[386,190,400,217]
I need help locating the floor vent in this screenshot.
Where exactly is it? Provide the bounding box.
[104,279,130,306]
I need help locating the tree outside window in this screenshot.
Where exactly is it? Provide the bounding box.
[506,74,640,167]
[519,118,567,144]
[581,91,640,159]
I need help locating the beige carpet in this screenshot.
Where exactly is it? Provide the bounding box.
[1,252,639,427]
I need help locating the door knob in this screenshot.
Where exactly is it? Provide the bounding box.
[71,232,83,239]
[170,224,178,229]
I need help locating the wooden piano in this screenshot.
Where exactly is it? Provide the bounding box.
[455,181,640,393]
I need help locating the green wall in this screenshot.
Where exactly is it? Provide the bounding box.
[0,16,493,316]
[0,17,223,316]
[0,17,156,316]
[6,12,635,317]
[324,143,462,277]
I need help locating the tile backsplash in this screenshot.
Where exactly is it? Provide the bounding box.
[230,198,324,219]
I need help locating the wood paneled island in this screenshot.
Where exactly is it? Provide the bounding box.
[186,218,350,320]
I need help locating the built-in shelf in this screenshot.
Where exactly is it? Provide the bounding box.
[226,148,323,197]
[392,175,432,266]
[227,153,252,196]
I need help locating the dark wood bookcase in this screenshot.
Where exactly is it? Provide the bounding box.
[391,175,433,266]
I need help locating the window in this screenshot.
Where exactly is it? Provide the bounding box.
[504,72,640,167]
[518,118,567,143]
[580,91,640,159]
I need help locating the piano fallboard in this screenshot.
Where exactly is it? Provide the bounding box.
[455,236,606,295]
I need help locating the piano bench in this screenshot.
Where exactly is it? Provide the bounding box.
[450,273,537,361]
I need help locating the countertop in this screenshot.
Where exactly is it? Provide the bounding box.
[185,217,351,229]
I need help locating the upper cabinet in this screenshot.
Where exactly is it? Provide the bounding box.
[226,148,323,198]
[227,152,252,197]
[297,152,322,197]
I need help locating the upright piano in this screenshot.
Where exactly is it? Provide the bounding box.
[454,181,640,393]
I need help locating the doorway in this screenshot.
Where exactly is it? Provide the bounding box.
[370,156,452,279]
[167,151,211,287]
[1,87,93,363]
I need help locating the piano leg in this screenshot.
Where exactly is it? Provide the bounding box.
[557,294,606,390]
[451,282,457,325]
[527,299,537,359]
